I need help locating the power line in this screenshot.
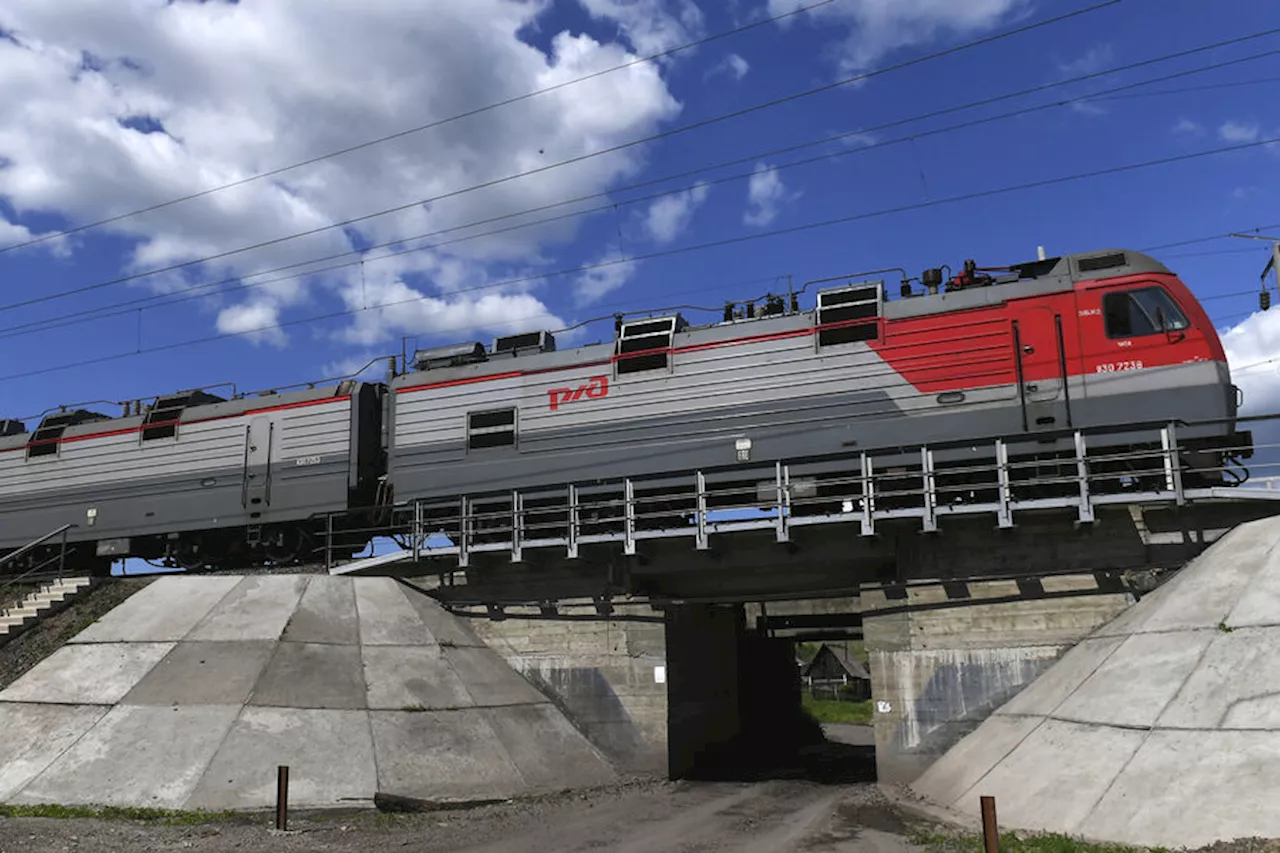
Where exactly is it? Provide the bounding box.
[7,42,1279,344]
[9,270,792,421]
[6,25,1273,341]
[1142,223,1280,252]
[1163,247,1266,260]
[0,0,840,257]
[0,0,1126,315]
[1090,74,1280,101]
[2,132,1276,385]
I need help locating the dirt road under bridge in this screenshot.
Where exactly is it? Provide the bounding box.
[0,777,923,853]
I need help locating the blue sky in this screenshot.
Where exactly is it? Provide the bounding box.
[1,0,1279,428]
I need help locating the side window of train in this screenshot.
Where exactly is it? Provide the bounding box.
[816,283,882,347]
[1102,287,1190,339]
[467,408,516,451]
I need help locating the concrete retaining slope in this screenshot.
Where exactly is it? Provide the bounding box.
[0,575,616,811]
[910,514,1280,849]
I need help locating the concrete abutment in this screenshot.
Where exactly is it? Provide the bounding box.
[862,581,1135,785]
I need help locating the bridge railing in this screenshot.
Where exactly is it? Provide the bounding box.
[318,412,1280,572]
[0,524,76,618]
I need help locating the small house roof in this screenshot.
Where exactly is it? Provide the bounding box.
[803,644,870,680]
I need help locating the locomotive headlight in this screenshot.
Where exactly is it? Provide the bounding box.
[735,437,752,462]
[86,507,97,527]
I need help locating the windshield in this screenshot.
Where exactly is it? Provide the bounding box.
[1103,286,1190,338]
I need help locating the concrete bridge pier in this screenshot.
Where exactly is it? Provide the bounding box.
[664,602,814,779]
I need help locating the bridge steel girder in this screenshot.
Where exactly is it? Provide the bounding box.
[403,501,1278,608]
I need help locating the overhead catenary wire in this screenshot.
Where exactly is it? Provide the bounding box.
[0,0,1127,315]
[0,0,842,257]
[9,270,795,422]
[1088,73,1280,101]
[2,132,1278,386]
[1142,223,1280,253]
[5,30,1277,342]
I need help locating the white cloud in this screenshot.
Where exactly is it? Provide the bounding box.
[1056,43,1112,76]
[574,250,639,304]
[1174,118,1205,137]
[0,1,687,349]
[1220,121,1261,143]
[0,217,35,248]
[577,0,706,57]
[766,0,1028,74]
[743,162,799,227]
[1222,311,1280,415]
[1067,99,1107,117]
[642,181,709,244]
[216,301,286,348]
[321,354,393,382]
[339,270,567,348]
[705,52,750,81]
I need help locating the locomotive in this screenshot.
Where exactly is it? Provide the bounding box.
[0,247,1254,575]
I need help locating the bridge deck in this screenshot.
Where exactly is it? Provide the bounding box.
[328,418,1278,583]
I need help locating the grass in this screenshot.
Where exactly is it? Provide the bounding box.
[801,694,873,724]
[0,803,245,825]
[910,826,1169,853]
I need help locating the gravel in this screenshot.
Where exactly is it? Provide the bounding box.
[0,577,154,690]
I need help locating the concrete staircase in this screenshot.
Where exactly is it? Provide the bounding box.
[0,577,95,643]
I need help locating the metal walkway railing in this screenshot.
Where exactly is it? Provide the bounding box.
[325,414,1277,575]
[0,524,77,618]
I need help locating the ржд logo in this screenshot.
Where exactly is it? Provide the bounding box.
[548,375,609,411]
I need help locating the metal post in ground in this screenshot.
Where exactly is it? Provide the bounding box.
[276,765,289,831]
[980,795,999,853]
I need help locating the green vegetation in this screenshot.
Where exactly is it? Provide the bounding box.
[0,803,245,825]
[910,827,1169,853]
[801,693,873,724]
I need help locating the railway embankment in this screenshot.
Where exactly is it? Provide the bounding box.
[907,513,1280,848]
[0,574,616,811]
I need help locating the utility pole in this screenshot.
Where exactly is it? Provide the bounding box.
[1230,233,1280,311]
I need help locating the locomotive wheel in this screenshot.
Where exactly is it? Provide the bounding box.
[264,527,309,565]
[173,540,208,571]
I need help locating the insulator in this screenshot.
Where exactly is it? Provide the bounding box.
[1262,290,1271,311]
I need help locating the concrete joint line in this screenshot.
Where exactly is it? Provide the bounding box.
[950,621,1139,809]
[1218,690,1280,729]
[1073,616,1222,833]
[4,704,113,803]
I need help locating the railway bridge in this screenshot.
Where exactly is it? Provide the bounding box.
[323,412,1280,782]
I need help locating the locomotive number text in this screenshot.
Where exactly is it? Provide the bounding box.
[294,455,323,466]
[548,375,610,411]
[1095,360,1144,373]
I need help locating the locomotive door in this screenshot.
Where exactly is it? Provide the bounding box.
[1014,306,1072,433]
[242,416,274,512]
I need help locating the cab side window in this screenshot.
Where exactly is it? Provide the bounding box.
[1102,287,1190,338]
